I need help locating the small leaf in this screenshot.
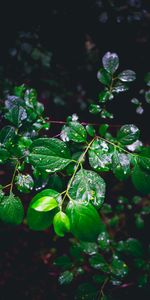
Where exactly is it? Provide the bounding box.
[75,283,97,300]
[80,242,98,255]
[66,201,105,242]
[111,256,128,278]
[15,174,34,193]
[102,52,119,74]
[98,90,113,103]
[117,124,140,145]
[137,147,150,172]
[98,231,110,251]
[97,68,111,85]
[68,169,106,208]
[89,104,101,114]
[53,211,70,237]
[112,82,129,93]
[89,139,112,172]
[89,254,109,272]
[31,189,59,212]
[118,70,136,82]
[61,121,87,143]
[99,124,109,137]
[86,125,95,137]
[0,193,24,225]
[58,270,73,285]
[29,138,72,173]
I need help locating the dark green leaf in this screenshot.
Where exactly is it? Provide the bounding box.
[89,104,101,114]
[117,124,140,145]
[0,126,15,145]
[80,241,98,255]
[89,253,109,272]
[75,283,97,300]
[0,148,9,163]
[29,138,72,173]
[86,125,95,137]
[98,231,110,251]
[132,165,150,194]
[111,255,128,278]
[58,270,73,285]
[68,169,106,208]
[137,147,150,172]
[99,124,109,137]
[53,255,73,270]
[97,68,111,85]
[61,121,87,143]
[98,90,113,103]
[5,105,27,127]
[0,193,24,225]
[145,90,150,104]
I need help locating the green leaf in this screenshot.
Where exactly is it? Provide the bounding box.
[53,255,73,270]
[29,138,72,173]
[98,91,113,103]
[27,207,56,231]
[66,201,105,242]
[15,174,34,193]
[86,124,95,137]
[131,165,150,194]
[80,241,98,255]
[53,211,70,237]
[31,189,59,212]
[68,169,106,208]
[112,82,129,93]
[5,105,27,127]
[99,124,109,137]
[89,253,109,272]
[135,214,144,229]
[89,104,101,114]
[61,121,87,143]
[118,70,136,82]
[0,148,9,163]
[0,193,24,225]
[145,90,150,104]
[0,126,15,145]
[58,270,73,285]
[111,255,128,278]
[97,68,111,85]
[102,52,119,74]
[88,139,112,172]
[117,124,140,145]
[116,238,144,257]
[98,231,110,251]
[137,147,150,172]
[112,151,130,180]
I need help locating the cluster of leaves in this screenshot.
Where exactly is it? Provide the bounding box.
[90,51,136,118]
[54,194,150,299]
[0,53,149,299]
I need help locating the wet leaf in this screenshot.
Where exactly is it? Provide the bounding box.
[0,193,24,225]
[117,124,140,145]
[61,121,87,143]
[118,70,136,82]
[102,52,119,74]
[88,139,112,172]
[53,211,70,237]
[58,270,74,285]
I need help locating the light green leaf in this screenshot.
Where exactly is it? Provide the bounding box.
[68,169,106,208]
[53,211,70,237]
[29,138,72,173]
[31,189,59,212]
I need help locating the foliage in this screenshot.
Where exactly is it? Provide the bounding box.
[0,52,149,299]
